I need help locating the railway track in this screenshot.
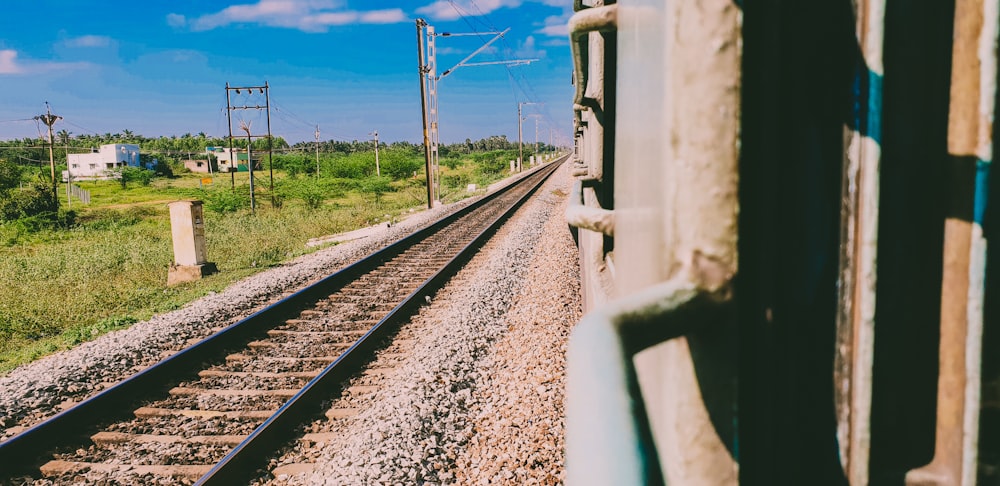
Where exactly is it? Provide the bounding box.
[0,157,565,485]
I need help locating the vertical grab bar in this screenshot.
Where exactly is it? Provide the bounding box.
[836,0,885,483]
[906,0,997,484]
[566,278,724,485]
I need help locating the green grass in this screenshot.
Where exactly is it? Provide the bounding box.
[0,155,531,374]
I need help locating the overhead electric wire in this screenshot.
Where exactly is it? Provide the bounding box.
[461,0,571,142]
[442,0,568,143]
[61,120,101,136]
[268,98,366,142]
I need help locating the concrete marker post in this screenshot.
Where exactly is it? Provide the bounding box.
[167,200,218,286]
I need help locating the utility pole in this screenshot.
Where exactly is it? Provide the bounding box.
[264,83,274,204]
[517,102,539,172]
[225,82,274,207]
[34,102,62,199]
[371,130,381,177]
[417,19,537,203]
[315,125,321,178]
[240,120,255,213]
[226,83,236,189]
[417,19,435,208]
[518,103,523,172]
[534,116,540,157]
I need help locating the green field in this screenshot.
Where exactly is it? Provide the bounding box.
[0,147,536,374]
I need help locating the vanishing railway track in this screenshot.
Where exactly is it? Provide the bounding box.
[0,157,565,485]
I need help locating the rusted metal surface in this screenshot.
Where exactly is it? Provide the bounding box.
[637,2,741,482]
[906,0,996,484]
[834,1,885,484]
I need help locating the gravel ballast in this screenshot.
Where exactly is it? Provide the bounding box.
[278,162,581,485]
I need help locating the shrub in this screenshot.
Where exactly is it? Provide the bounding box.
[441,156,463,170]
[473,150,517,178]
[273,154,313,177]
[122,167,154,187]
[328,155,371,179]
[443,173,470,188]
[360,176,393,205]
[203,188,250,213]
[379,150,423,180]
[152,161,174,178]
[296,179,327,209]
[0,181,58,223]
[0,158,22,191]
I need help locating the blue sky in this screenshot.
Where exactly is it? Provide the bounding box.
[0,0,573,145]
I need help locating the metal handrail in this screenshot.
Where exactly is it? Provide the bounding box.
[566,273,731,484]
[566,179,614,236]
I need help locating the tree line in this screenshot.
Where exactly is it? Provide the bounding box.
[0,131,549,165]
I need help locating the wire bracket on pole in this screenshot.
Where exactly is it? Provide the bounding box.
[418,20,538,204]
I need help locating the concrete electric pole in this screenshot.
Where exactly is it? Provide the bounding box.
[239,120,255,213]
[517,102,539,172]
[34,102,62,198]
[371,130,381,177]
[315,125,321,178]
[535,117,540,156]
[416,18,435,209]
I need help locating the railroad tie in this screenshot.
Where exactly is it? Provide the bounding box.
[40,461,210,481]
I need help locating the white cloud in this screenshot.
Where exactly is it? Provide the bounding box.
[178,0,406,32]
[167,50,207,63]
[415,1,462,20]
[64,35,113,48]
[536,13,570,37]
[360,9,408,24]
[436,46,465,55]
[515,35,546,59]
[416,0,522,21]
[166,13,187,28]
[0,50,24,74]
[0,49,90,76]
[541,37,569,47]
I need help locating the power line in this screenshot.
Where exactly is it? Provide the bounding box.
[441,0,569,142]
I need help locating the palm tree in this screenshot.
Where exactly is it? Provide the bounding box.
[57,129,72,146]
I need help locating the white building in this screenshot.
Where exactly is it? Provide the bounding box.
[65,144,142,180]
[206,146,258,172]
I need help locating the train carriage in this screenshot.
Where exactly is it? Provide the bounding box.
[565,0,1000,484]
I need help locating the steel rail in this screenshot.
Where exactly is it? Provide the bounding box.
[0,156,566,478]
[197,157,564,484]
